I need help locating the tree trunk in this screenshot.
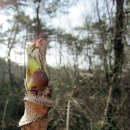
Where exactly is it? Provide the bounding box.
[2,97,9,130]
[66,100,70,130]
[103,0,124,130]
[35,0,41,36]
[7,21,18,86]
[96,0,110,83]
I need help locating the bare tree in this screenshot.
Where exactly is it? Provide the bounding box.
[102,0,125,130]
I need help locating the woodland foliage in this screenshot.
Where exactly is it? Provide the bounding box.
[0,0,130,130]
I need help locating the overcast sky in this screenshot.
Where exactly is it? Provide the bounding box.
[0,0,94,68]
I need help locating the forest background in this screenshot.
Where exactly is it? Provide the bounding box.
[0,0,130,130]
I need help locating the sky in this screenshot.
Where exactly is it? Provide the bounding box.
[47,0,93,30]
[0,0,94,68]
[46,0,93,67]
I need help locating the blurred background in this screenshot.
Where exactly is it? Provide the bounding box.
[0,0,130,130]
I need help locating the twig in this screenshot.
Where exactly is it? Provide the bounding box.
[2,97,9,130]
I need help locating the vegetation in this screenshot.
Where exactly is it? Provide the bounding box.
[0,0,130,130]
